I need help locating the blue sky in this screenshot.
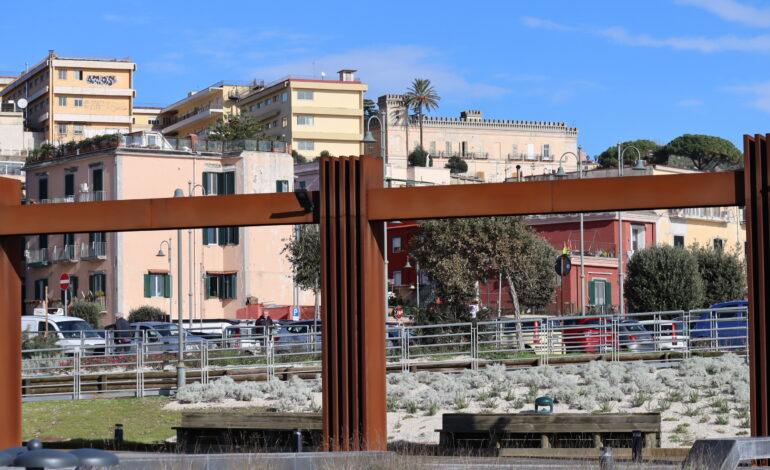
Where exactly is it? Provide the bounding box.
[2,0,770,155]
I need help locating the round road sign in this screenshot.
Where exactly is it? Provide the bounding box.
[59,273,70,291]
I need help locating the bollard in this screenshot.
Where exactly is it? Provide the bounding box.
[599,446,615,470]
[114,424,124,446]
[294,428,303,453]
[631,429,643,463]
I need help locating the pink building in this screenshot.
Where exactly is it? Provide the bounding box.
[23,132,311,325]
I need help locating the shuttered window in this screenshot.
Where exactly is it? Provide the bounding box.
[143,273,170,298]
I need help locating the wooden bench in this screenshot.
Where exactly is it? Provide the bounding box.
[174,412,322,453]
[437,413,661,450]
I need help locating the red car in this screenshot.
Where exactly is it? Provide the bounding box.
[562,317,618,354]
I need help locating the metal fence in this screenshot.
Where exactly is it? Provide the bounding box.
[21,307,748,401]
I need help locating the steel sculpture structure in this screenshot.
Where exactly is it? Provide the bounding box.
[0,134,769,450]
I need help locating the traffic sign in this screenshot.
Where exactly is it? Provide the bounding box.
[292,307,300,321]
[395,307,403,319]
[59,273,70,291]
[554,254,572,277]
[469,303,479,319]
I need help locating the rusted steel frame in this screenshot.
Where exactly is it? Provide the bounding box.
[0,177,23,448]
[0,192,318,236]
[320,157,386,451]
[745,134,770,438]
[366,171,744,221]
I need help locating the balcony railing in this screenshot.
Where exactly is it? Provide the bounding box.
[25,248,49,266]
[39,196,76,204]
[80,242,106,260]
[669,207,733,222]
[51,245,78,263]
[78,191,107,202]
[429,151,488,159]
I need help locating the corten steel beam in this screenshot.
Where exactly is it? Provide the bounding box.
[320,156,386,451]
[367,171,744,221]
[0,192,318,236]
[744,134,770,439]
[0,177,23,448]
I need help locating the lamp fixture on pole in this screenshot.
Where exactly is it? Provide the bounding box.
[555,147,585,315]
[616,144,645,315]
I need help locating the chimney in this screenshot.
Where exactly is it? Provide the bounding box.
[460,110,482,121]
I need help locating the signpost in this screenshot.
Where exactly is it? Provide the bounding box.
[292,306,300,322]
[555,253,572,316]
[59,274,70,317]
[394,307,403,320]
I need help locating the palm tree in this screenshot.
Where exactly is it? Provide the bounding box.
[403,78,440,153]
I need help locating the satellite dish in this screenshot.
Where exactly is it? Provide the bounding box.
[17,98,27,109]
[321,72,326,79]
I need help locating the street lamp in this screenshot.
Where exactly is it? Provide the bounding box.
[404,258,421,308]
[615,144,646,315]
[188,182,207,330]
[363,113,389,318]
[156,239,172,322]
[555,146,585,315]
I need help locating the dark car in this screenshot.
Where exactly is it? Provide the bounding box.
[128,322,209,353]
[690,300,748,349]
[273,320,322,353]
[617,320,655,352]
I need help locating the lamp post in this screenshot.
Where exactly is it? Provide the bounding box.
[404,258,421,308]
[188,182,207,330]
[156,239,172,320]
[173,188,185,387]
[555,146,585,315]
[363,113,389,318]
[615,144,646,315]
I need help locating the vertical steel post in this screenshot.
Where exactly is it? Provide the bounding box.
[320,156,386,451]
[0,177,22,447]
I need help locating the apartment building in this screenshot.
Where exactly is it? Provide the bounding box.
[368,94,582,182]
[133,106,162,132]
[157,82,251,137]
[23,131,309,325]
[238,70,367,158]
[0,51,136,143]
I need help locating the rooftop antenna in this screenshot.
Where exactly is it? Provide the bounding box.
[321,72,326,80]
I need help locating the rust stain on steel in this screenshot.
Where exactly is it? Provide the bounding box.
[0,192,318,236]
[320,156,386,451]
[0,177,23,448]
[366,171,744,221]
[744,134,770,438]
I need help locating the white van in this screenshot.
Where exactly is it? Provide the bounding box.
[21,315,106,354]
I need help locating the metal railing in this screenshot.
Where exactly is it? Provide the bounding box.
[21,306,749,400]
[25,248,49,265]
[79,241,106,260]
[50,245,78,263]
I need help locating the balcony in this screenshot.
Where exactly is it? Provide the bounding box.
[80,241,107,261]
[669,207,733,222]
[38,196,76,204]
[161,106,223,135]
[25,248,49,267]
[430,151,488,159]
[51,245,78,264]
[78,191,107,202]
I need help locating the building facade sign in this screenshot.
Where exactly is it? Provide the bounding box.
[86,75,117,86]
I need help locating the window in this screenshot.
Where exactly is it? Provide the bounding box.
[264,99,270,107]
[526,143,535,160]
[92,168,103,192]
[298,141,314,151]
[34,279,48,301]
[299,181,306,189]
[58,96,67,107]
[714,238,724,251]
[589,279,612,306]
[272,120,278,128]
[281,92,288,102]
[205,273,237,299]
[38,177,48,201]
[64,173,75,197]
[276,180,289,193]
[272,96,278,103]
[39,234,48,250]
[63,275,79,302]
[297,90,314,100]
[392,236,402,253]
[74,70,83,80]
[257,102,264,109]
[202,227,238,246]
[58,124,68,136]
[429,141,436,154]
[143,273,170,298]
[542,144,551,160]
[249,105,255,112]
[674,235,685,248]
[74,97,84,107]
[446,141,452,155]
[511,144,519,158]
[202,171,235,195]
[282,117,288,127]
[73,124,84,135]
[64,233,75,247]
[58,69,67,80]
[392,270,402,286]
[297,115,314,125]
[631,225,646,251]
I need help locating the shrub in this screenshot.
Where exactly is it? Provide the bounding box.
[691,244,746,308]
[22,331,60,358]
[625,245,705,312]
[408,146,429,167]
[128,305,167,323]
[445,156,468,174]
[68,299,102,328]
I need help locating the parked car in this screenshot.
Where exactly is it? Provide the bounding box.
[497,315,565,354]
[182,319,239,340]
[561,317,617,354]
[128,322,209,353]
[638,319,687,350]
[617,320,655,352]
[273,320,322,354]
[21,315,106,355]
[690,300,748,349]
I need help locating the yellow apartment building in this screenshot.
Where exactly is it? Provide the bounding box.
[133,106,162,132]
[0,51,136,143]
[237,70,367,158]
[157,82,250,137]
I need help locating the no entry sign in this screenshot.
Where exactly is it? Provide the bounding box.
[59,273,70,291]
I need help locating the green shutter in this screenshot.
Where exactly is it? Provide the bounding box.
[218,227,227,246]
[232,227,239,245]
[202,228,209,245]
[143,274,150,298]
[202,173,211,195]
[276,181,282,193]
[225,172,235,194]
[230,274,237,299]
[205,275,212,298]
[217,173,226,196]
[588,280,596,305]
[164,274,172,298]
[604,280,612,306]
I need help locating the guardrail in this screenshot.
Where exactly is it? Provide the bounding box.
[21,307,748,400]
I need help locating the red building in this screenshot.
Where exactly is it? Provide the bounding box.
[387,212,657,316]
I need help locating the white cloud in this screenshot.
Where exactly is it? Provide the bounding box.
[676,0,770,27]
[725,81,770,112]
[520,17,574,32]
[599,26,770,53]
[676,99,704,107]
[247,45,509,100]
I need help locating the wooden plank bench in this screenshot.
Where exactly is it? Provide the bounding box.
[173,412,322,453]
[437,413,661,450]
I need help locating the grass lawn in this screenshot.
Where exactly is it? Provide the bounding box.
[23,397,264,445]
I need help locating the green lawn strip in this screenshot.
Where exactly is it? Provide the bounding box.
[23,397,263,444]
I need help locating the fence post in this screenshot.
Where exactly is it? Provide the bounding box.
[202,342,209,385]
[73,350,81,400]
[400,325,408,373]
[266,333,274,381]
[136,344,144,398]
[471,321,478,371]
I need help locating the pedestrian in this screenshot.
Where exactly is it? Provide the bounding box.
[255,310,274,346]
[114,314,131,354]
